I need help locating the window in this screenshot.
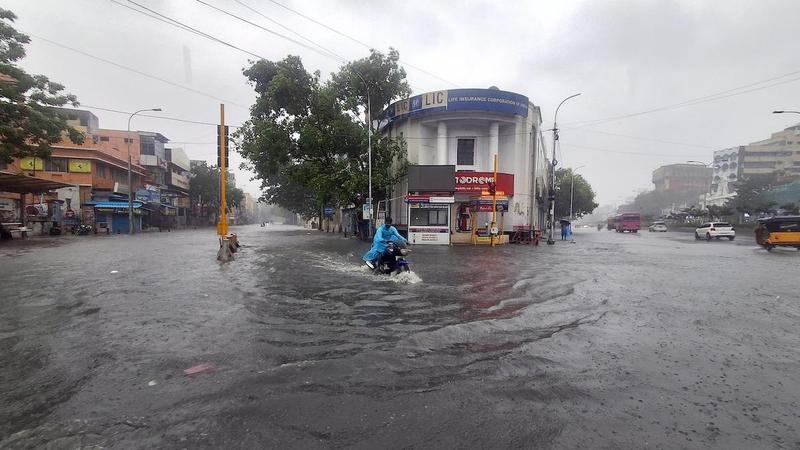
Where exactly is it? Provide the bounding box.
[456,139,475,166]
[124,138,134,144]
[742,162,776,168]
[410,207,448,226]
[428,209,448,226]
[714,223,732,228]
[96,164,107,178]
[112,169,126,183]
[44,158,68,172]
[99,136,109,142]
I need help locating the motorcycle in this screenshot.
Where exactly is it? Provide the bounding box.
[371,240,411,275]
[75,224,92,235]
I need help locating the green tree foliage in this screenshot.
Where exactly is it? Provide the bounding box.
[554,168,598,219]
[619,189,702,217]
[0,8,83,164]
[725,173,778,215]
[188,161,243,216]
[235,50,410,221]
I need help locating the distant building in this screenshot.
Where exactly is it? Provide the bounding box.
[1,109,150,233]
[0,108,188,233]
[652,163,712,194]
[742,123,800,177]
[706,147,744,207]
[164,147,191,227]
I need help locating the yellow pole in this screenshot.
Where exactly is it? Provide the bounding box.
[218,103,228,236]
[491,153,498,247]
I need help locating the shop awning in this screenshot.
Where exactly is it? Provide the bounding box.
[93,201,143,209]
[0,171,75,194]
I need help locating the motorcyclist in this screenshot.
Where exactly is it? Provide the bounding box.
[363,217,407,269]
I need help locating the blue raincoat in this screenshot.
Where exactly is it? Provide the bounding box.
[363,225,407,262]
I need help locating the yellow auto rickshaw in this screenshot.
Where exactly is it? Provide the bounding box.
[754,216,800,251]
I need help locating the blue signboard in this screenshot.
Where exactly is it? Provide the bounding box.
[323,206,334,216]
[385,88,529,124]
[135,189,160,203]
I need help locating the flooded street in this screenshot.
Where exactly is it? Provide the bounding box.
[1,225,799,449]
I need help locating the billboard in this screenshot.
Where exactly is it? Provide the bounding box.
[386,88,529,123]
[454,171,514,195]
[19,158,44,171]
[407,165,456,192]
[68,160,91,173]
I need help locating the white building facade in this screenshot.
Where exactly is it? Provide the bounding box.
[704,146,743,207]
[381,88,550,244]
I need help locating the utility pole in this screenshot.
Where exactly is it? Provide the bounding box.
[218,104,228,237]
[547,93,581,245]
[491,154,498,247]
[127,107,161,235]
[350,69,373,239]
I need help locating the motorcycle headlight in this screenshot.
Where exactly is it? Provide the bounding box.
[400,249,409,256]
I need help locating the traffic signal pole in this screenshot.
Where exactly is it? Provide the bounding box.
[218,104,228,237]
[491,153,498,247]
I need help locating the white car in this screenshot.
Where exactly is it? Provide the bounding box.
[695,222,735,241]
[648,221,668,232]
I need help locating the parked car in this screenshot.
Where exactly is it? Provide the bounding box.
[694,222,735,241]
[648,221,668,232]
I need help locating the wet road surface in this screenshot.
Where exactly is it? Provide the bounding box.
[1,225,799,449]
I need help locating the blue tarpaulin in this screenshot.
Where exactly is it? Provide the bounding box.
[93,201,143,209]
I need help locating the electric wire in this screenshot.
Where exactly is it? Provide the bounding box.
[23,30,250,110]
[265,0,461,87]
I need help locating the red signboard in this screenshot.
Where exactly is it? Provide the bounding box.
[454,171,514,195]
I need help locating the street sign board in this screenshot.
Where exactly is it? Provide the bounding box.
[323,206,334,216]
[362,203,371,219]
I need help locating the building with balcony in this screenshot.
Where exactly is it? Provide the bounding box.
[0,108,186,233]
[741,123,800,177]
[0,109,151,232]
[381,87,549,245]
[164,147,191,227]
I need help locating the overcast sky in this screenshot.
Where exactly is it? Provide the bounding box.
[4,0,800,205]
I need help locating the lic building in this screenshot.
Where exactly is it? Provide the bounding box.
[380,87,551,245]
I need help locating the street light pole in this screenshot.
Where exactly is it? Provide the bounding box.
[127,107,162,235]
[569,165,586,221]
[547,93,581,245]
[772,110,800,115]
[352,70,373,238]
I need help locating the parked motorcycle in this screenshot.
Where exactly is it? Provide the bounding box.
[75,224,92,235]
[371,240,411,275]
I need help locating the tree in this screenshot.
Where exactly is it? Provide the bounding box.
[726,173,778,217]
[707,204,734,220]
[188,161,242,221]
[553,168,598,219]
[0,8,83,164]
[235,50,410,226]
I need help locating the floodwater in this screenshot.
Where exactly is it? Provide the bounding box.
[1,225,798,448]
